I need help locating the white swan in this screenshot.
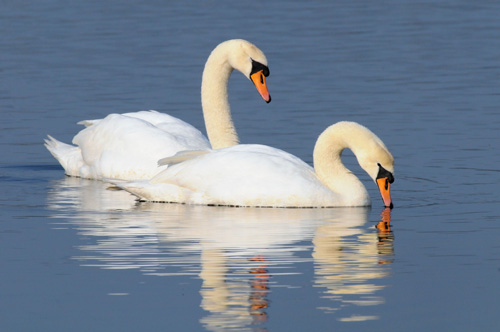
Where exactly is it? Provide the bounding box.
[45,39,271,180]
[116,121,395,208]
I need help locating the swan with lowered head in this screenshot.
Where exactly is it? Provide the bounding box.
[116,121,395,208]
[45,39,271,180]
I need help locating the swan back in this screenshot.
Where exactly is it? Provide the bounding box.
[146,144,338,207]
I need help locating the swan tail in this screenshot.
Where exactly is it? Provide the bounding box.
[157,150,210,166]
[44,135,84,177]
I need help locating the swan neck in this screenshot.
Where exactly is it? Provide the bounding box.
[313,125,369,205]
[201,49,239,149]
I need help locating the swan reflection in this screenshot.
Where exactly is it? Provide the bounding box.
[47,177,394,329]
[313,208,394,321]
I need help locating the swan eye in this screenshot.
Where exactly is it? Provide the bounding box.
[264,67,270,77]
[262,67,270,77]
[376,163,394,183]
[250,60,270,77]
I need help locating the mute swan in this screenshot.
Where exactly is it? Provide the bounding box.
[116,121,395,208]
[45,39,271,180]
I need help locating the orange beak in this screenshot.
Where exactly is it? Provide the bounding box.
[377,177,393,209]
[250,70,271,103]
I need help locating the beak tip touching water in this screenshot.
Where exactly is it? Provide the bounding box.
[376,177,393,209]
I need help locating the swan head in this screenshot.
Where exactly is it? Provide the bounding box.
[314,121,395,208]
[226,39,271,103]
[355,132,395,209]
[375,163,395,209]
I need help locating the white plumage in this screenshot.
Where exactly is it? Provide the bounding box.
[45,111,210,179]
[45,39,271,180]
[116,122,395,208]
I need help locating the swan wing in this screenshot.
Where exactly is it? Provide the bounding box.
[48,111,210,180]
[158,150,211,166]
[77,119,101,127]
[121,110,207,143]
[120,144,339,207]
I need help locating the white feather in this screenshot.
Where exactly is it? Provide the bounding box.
[116,122,394,208]
[45,39,270,180]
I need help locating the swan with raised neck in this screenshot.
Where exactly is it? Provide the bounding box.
[44,39,271,180]
[202,39,271,149]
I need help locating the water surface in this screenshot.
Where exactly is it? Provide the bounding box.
[1,1,500,331]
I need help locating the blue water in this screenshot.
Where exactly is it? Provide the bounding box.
[2,1,500,331]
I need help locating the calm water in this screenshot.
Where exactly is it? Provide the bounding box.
[1,1,500,331]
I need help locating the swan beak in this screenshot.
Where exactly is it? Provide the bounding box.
[250,70,271,103]
[377,177,393,209]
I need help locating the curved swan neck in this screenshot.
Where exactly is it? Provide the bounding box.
[201,43,239,149]
[313,122,370,205]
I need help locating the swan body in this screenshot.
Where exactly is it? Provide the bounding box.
[45,39,271,180]
[117,122,395,208]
